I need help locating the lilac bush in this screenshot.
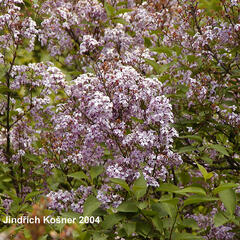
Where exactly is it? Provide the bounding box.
[0,0,239,239]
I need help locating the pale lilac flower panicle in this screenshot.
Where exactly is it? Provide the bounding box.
[189,211,235,240]
[0,0,37,51]
[2,198,13,214]
[47,186,92,213]
[50,64,181,188]
[97,184,123,209]
[80,35,101,54]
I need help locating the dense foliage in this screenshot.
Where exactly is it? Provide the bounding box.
[0,0,239,239]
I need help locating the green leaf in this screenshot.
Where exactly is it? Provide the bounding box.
[104,2,116,17]
[162,218,172,230]
[24,153,41,162]
[68,171,88,180]
[5,191,21,202]
[180,219,199,230]
[131,116,144,124]
[116,8,132,15]
[132,174,147,200]
[123,222,136,236]
[112,17,129,25]
[92,232,108,240]
[160,202,177,218]
[79,232,91,240]
[184,196,218,206]
[0,85,10,94]
[151,203,168,217]
[24,191,43,202]
[173,232,204,240]
[110,178,130,192]
[152,216,163,232]
[157,183,180,193]
[138,201,148,210]
[179,135,202,142]
[186,55,198,63]
[199,0,222,13]
[60,211,82,219]
[174,187,206,196]
[196,163,213,181]
[178,146,196,153]
[117,201,138,212]
[9,198,21,215]
[172,45,182,56]
[144,37,152,48]
[219,189,236,216]
[214,212,229,227]
[159,197,179,205]
[179,171,191,185]
[200,155,213,164]
[39,235,48,240]
[213,183,239,194]
[157,62,173,73]
[83,195,101,216]
[136,221,151,237]
[150,46,173,57]
[209,144,229,156]
[144,58,161,74]
[103,148,111,156]
[101,214,124,229]
[141,209,156,217]
[90,166,104,180]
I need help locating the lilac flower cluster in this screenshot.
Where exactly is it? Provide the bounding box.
[39,0,106,60]
[10,62,66,93]
[97,184,123,209]
[38,0,164,73]
[0,0,38,54]
[188,209,235,240]
[10,119,36,164]
[42,63,182,188]
[0,61,67,166]
[2,198,13,214]
[47,186,92,213]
